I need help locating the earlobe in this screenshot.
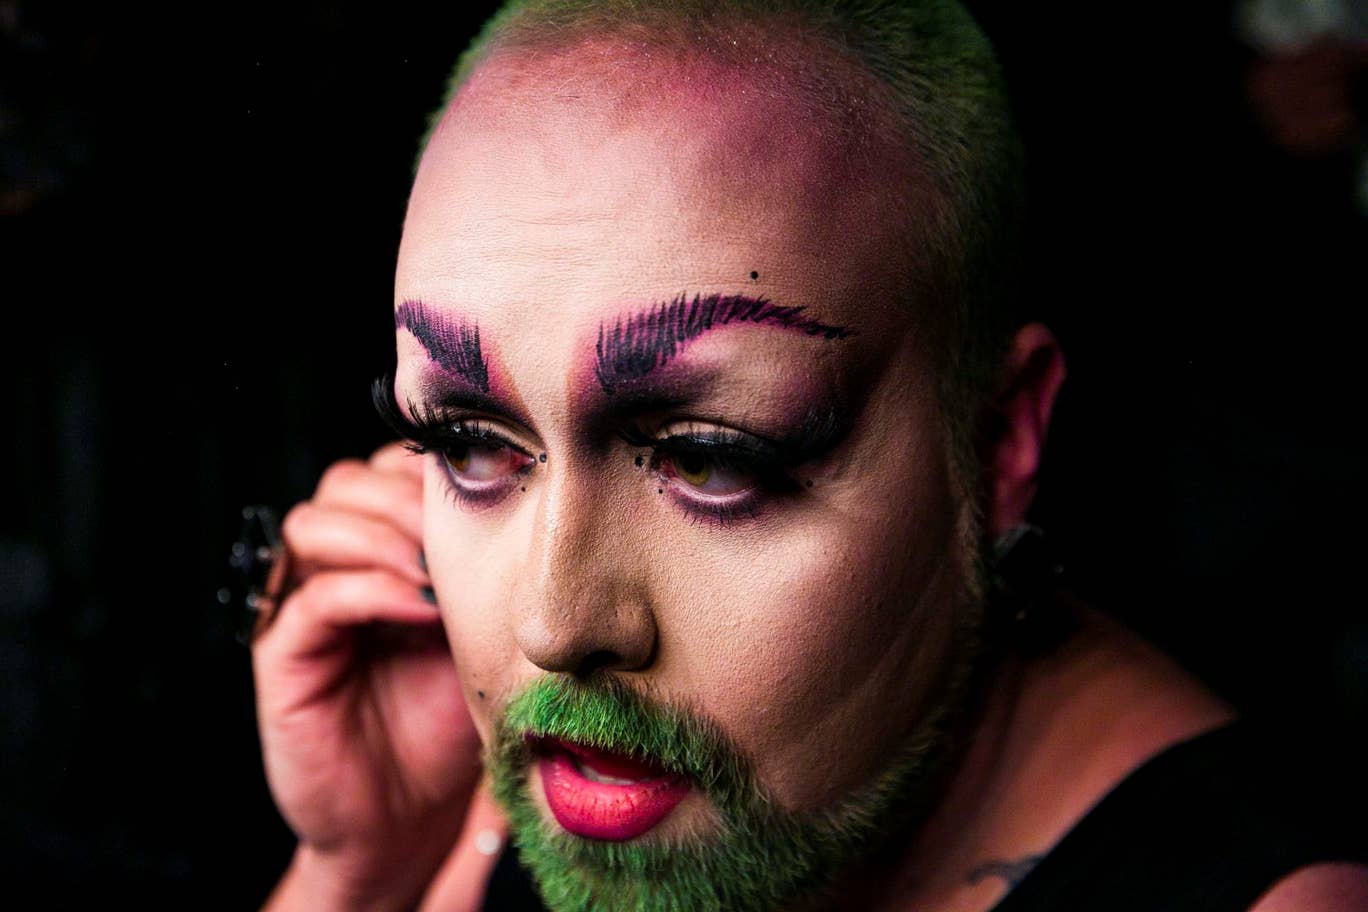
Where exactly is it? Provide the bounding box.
[982,323,1067,541]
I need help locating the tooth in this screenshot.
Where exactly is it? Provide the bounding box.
[574,757,639,786]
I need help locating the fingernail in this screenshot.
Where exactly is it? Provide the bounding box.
[417,549,427,573]
[420,586,437,604]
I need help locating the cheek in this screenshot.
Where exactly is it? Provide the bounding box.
[661,445,963,810]
[422,461,531,749]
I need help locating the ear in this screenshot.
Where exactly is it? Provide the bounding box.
[980,323,1067,541]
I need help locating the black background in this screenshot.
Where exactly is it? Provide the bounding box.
[3,1,1365,906]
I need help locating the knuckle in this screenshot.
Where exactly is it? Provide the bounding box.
[279,501,314,547]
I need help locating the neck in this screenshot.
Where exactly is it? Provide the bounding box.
[813,600,1237,912]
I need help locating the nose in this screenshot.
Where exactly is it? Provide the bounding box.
[513,473,658,676]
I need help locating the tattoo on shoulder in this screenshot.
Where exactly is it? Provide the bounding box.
[967,854,1046,890]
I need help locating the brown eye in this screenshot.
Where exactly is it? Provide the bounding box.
[445,441,530,482]
[661,453,751,497]
[674,452,711,486]
[446,442,471,473]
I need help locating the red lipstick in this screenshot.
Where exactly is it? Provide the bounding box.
[535,737,691,841]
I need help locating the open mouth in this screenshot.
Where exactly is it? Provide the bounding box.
[531,736,692,841]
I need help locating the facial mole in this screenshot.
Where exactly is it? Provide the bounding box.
[477,690,486,699]
[750,270,759,280]
[634,455,644,467]
[806,479,814,487]
[657,488,663,494]
[538,453,547,463]
[521,485,526,492]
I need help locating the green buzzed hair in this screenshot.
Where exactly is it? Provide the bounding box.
[415,0,1023,517]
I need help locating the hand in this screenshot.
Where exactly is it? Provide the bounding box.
[252,442,481,911]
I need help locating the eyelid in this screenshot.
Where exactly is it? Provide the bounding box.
[443,417,534,456]
[620,420,802,496]
[411,407,535,461]
[617,420,774,456]
[618,406,851,471]
[371,373,543,457]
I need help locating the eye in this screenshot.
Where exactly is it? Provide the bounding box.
[444,438,531,483]
[635,425,793,527]
[427,419,537,506]
[662,451,753,497]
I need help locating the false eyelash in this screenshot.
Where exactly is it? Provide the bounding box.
[370,372,529,458]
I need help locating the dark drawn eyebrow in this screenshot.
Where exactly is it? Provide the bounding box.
[395,298,490,393]
[594,292,855,394]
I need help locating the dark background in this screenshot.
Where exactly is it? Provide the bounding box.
[3,1,1365,906]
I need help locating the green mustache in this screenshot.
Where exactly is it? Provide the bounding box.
[491,674,753,816]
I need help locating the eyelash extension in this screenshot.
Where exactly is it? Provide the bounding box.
[615,406,853,527]
[618,405,849,477]
[372,371,852,525]
[370,372,530,460]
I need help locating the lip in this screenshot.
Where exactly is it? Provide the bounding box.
[534,737,692,841]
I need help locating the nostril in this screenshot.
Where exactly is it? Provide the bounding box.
[575,650,622,678]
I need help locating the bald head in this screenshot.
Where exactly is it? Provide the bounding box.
[411,32,933,313]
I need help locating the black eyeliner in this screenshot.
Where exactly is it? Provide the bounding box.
[618,404,851,468]
[618,404,852,512]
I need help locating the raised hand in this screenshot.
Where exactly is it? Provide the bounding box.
[253,442,481,912]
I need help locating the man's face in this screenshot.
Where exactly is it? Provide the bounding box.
[393,42,984,910]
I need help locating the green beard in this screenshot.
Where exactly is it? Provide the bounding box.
[486,620,989,912]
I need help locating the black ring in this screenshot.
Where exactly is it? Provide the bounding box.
[225,504,287,644]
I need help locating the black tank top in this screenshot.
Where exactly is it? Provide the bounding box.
[483,720,1368,911]
[988,719,1366,910]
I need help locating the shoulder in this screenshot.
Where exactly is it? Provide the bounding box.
[989,607,1368,911]
[1246,862,1368,912]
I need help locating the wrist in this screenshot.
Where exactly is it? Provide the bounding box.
[263,844,424,912]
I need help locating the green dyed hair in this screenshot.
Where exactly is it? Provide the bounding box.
[414,0,1024,524]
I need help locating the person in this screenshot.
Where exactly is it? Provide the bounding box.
[248,2,1368,910]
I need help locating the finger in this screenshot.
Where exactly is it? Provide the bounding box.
[281,502,428,587]
[254,567,441,666]
[313,459,424,541]
[372,440,427,483]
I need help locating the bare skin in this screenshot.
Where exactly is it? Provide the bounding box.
[255,444,482,912]
[256,35,1367,912]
